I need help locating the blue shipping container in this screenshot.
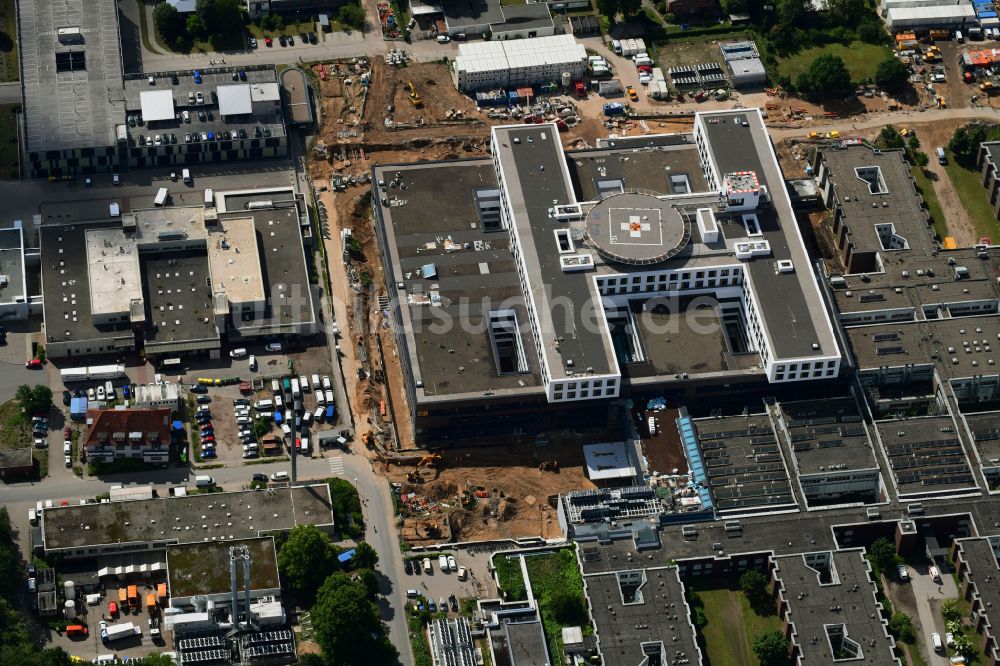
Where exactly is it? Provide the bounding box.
[603,102,625,116]
[325,405,335,420]
[274,411,282,423]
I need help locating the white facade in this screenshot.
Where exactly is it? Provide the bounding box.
[0,220,30,320]
[885,4,976,29]
[454,35,587,92]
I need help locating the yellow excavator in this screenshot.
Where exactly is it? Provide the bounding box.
[404,81,423,107]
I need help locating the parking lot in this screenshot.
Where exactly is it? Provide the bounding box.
[43,575,170,662]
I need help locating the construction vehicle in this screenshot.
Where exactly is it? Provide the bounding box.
[404,81,423,107]
[981,81,995,93]
[418,454,443,467]
[626,85,638,102]
[539,460,560,472]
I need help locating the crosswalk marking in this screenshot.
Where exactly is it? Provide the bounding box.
[328,456,344,476]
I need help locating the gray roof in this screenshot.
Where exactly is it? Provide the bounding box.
[0,225,26,306]
[700,111,837,360]
[777,397,878,476]
[0,447,33,470]
[775,550,900,664]
[495,3,554,32]
[693,412,797,512]
[373,159,543,400]
[585,566,701,666]
[963,412,1000,469]
[494,124,617,378]
[18,0,125,153]
[42,485,334,551]
[444,0,505,27]
[502,620,551,666]
[874,416,977,497]
[954,535,1000,651]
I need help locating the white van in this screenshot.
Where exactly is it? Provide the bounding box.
[253,399,274,410]
[204,188,214,206]
[182,168,191,183]
[314,406,325,422]
[154,187,168,206]
[956,29,964,43]
[28,509,37,525]
[230,348,248,359]
[406,589,420,598]
[194,475,215,487]
[931,632,943,651]
[311,374,321,389]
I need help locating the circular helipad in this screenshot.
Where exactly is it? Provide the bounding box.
[584,191,687,265]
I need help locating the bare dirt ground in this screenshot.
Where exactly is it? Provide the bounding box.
[382,439,596,544]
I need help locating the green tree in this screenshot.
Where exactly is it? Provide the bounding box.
[252,417,271,440]
[549,587,588,626]
[16,384,52,418]
[356,567,380,598]
[803,54,853,99]
[312,573,398,665]
[327,478,365,539]
[196,0,243,39]
[941,598,963,623]
[337,2,366,30]
[952,632,974,658]
[752,630,791,666]
[875,57,911,91]
[879,125,905,150]
[949,124,988,166]
[134,655,182,666]
[887,612,915,643]
[740,569,771,606]
[186,13,207,38]
[865,538,898,575]
[153,2,185,43]
[914,151,929,167]
[776,0,810,27]
[277,525,338,603]
[352,542,379,571]
[595,0,643,22]
[907,134,920,151]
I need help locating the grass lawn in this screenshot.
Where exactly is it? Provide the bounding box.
[493,553,527,601]
[247,17,317,38]
[501,0,527,5]
[686,576,785,666]
[910,163,949,240]
[0,399,28,450]
[779,42,892,84]
[524,550,591,665]
[943,152,1000,240]
[0,0,18,81]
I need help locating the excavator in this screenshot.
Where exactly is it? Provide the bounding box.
[538,460,560,472]
[417,453,443,467]
[404,81,423,107]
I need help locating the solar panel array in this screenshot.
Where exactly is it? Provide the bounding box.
[667,63,727,87]
[55,51,86,72]
[179,650,229,664]
[178,636,228,651]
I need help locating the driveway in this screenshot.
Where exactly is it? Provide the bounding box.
[907,562,959,665]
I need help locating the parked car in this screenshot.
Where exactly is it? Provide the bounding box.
[189,384,208,394]
[929,566,941,582]
[447,555,457,572]
[897,565,908,581]
[251,473,268,483]
[422,558,432,573]
[404,559,413,574]
[62,390,72,406]
[196,395,212,404]
[438,554,449,571]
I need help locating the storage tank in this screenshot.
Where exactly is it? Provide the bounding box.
[64,600,76,619]
[64,580,75,601]
[561,71,572,88]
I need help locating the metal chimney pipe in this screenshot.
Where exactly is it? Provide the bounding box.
[229,546,239,625]
[243,548,252,626]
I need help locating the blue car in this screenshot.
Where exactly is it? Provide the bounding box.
[122,385,130,399]
[193,70,202,84]
[428,600,437,612]
[207,131,215,141]
[201,449,217,459]
[200,430,214,438]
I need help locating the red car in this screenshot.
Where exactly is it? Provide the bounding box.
[109,601,118,616]
[64,427,72,438]
[25,358,42,369]
[265,37,272,47]
[202,435,215,443]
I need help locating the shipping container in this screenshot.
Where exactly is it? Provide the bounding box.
[603,102,626,116]
[597,79,622,95]
[102,622,140,642]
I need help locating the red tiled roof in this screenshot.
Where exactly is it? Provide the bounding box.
[83,408,171,449]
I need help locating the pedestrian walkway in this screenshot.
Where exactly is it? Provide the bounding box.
[328,455,344,476]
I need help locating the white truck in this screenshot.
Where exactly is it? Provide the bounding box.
[101,621,141,642]
[291,377,301,398]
